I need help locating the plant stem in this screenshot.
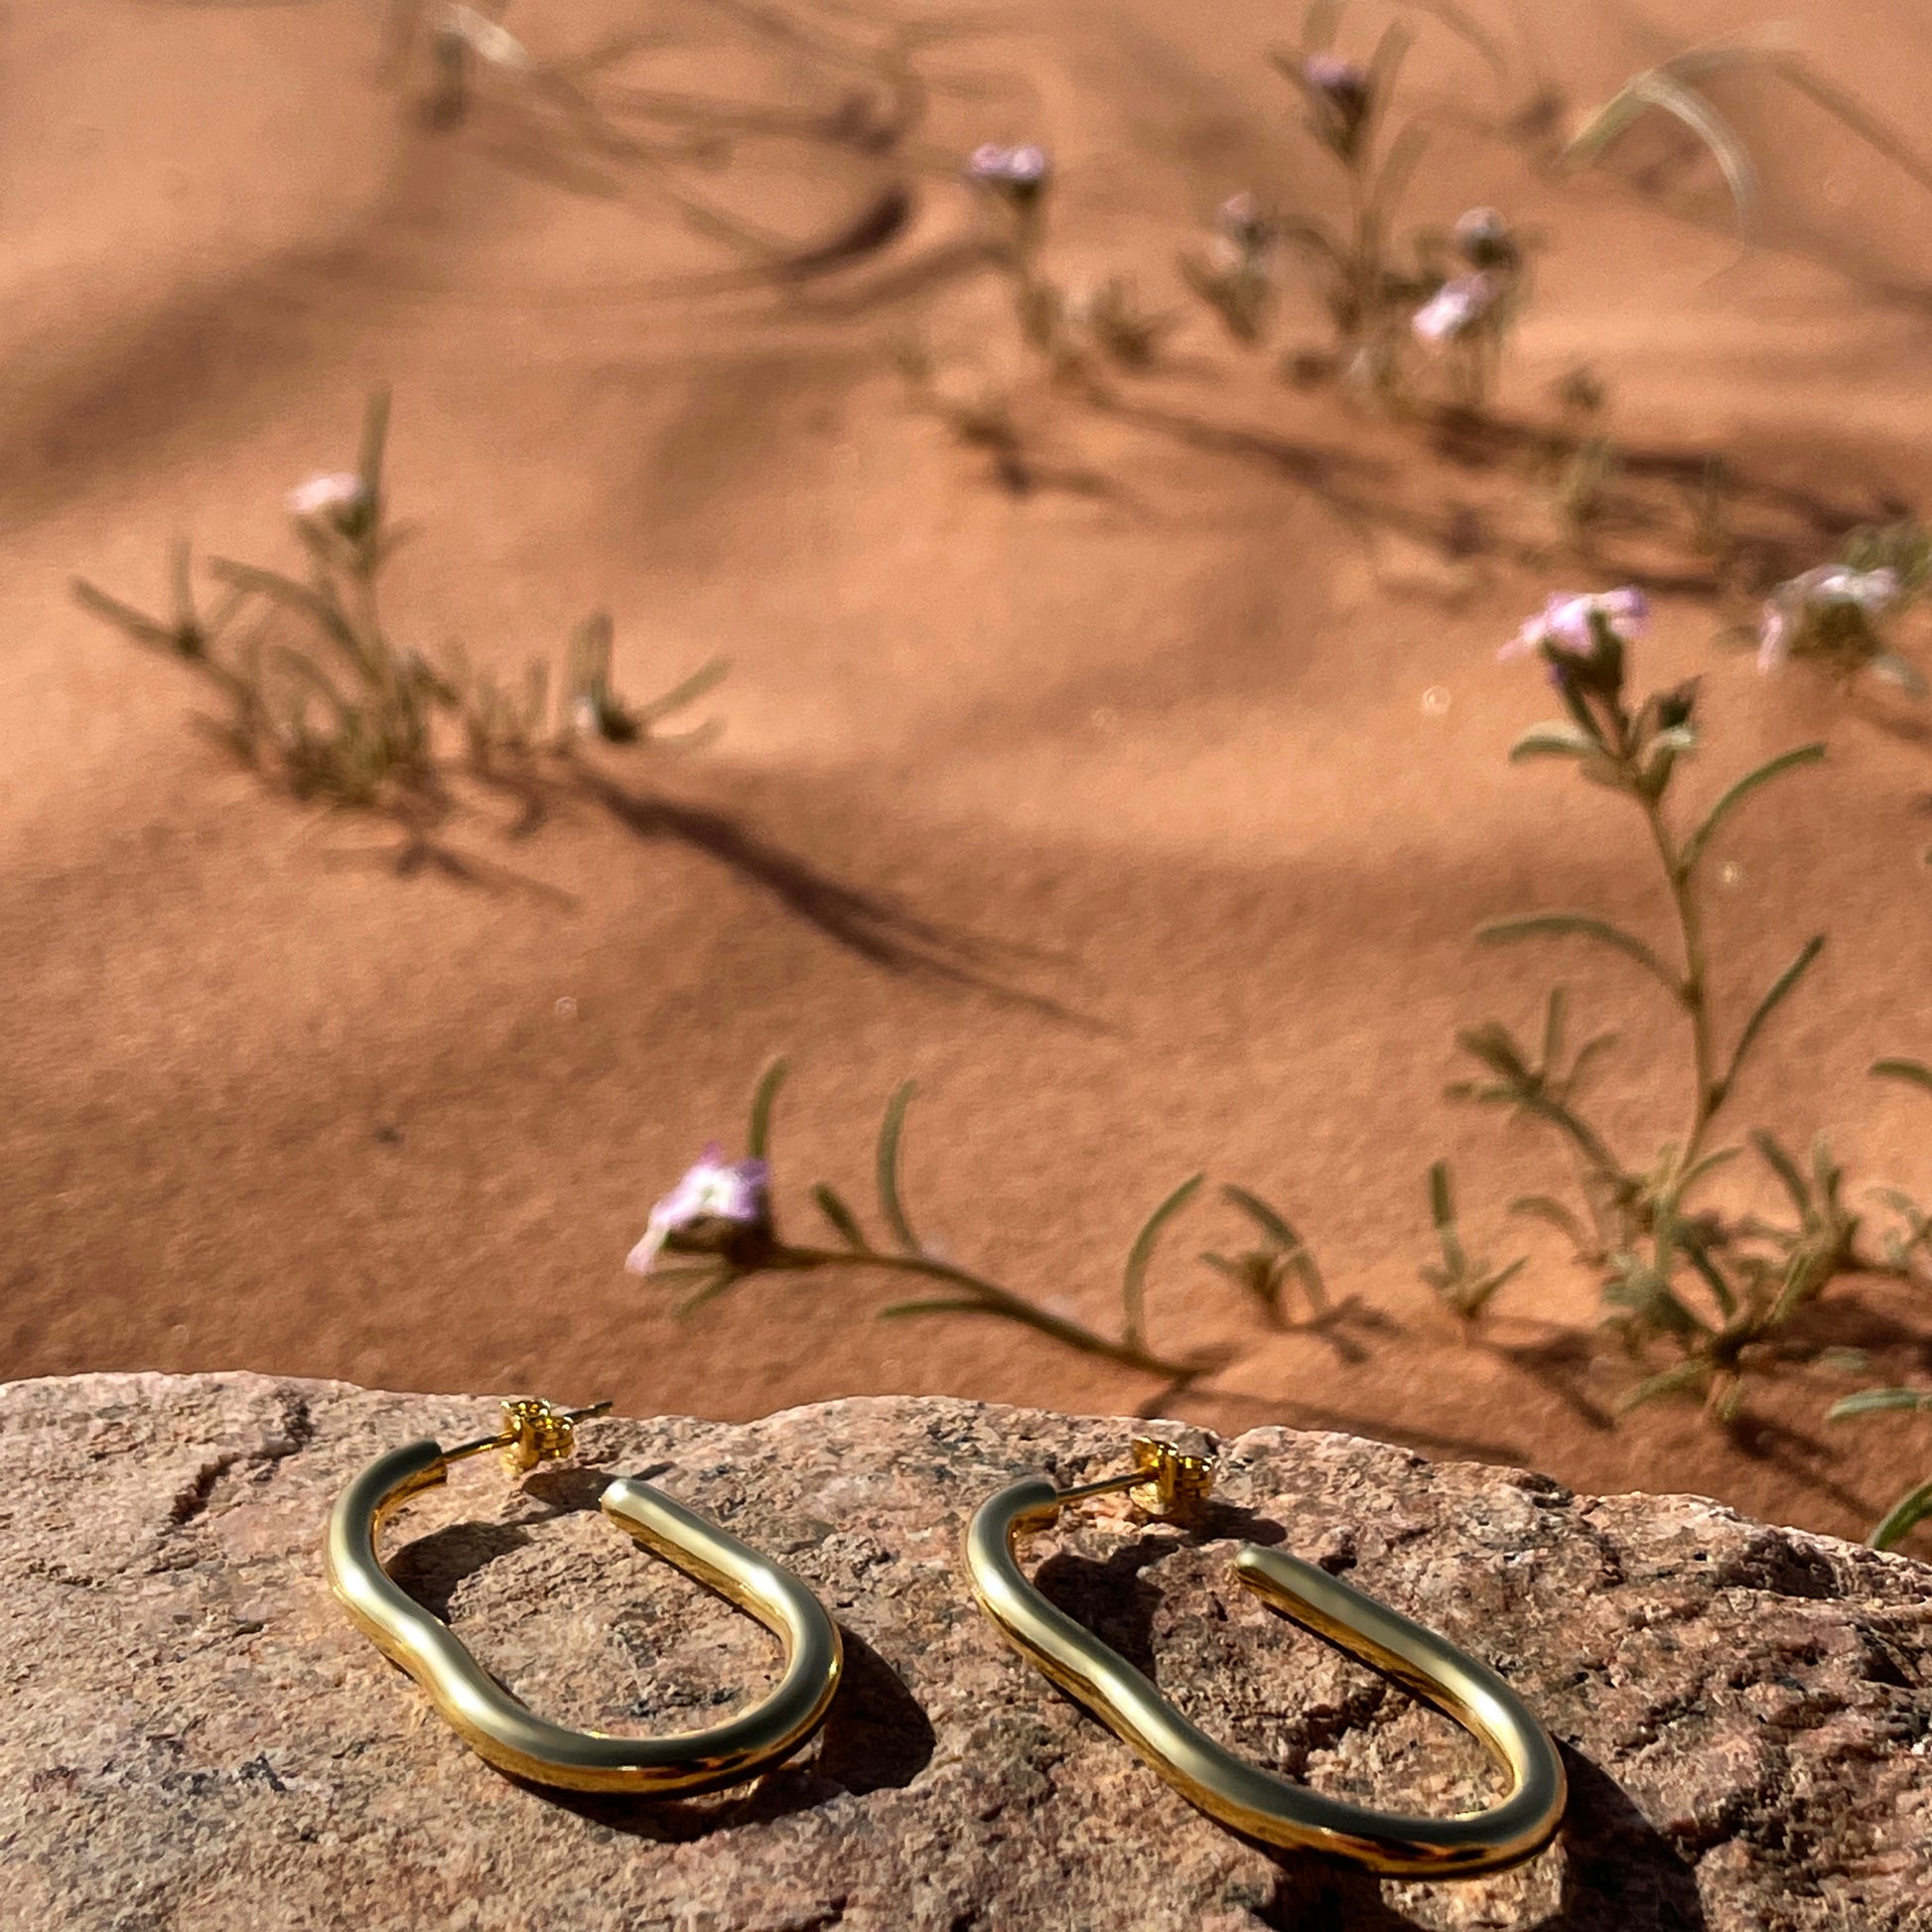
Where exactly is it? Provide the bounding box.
[1638,792,1717,1165]
[781,1243,1204,1381]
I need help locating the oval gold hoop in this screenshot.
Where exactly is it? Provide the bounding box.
[965,1437,1567,1878]
[325,1400,844,1795]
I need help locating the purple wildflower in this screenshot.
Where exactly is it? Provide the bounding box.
[1303,52,1368,99]
[286,472,369,523]
[1502,588,1649,663]
[625,1144,771,1277]
[1300,53,1372,155]
[1412,272,1498,346]
[1756,565,1901,675]
[1755,605,1793,677]
[967,144,1052,193]
[437,2,533,69]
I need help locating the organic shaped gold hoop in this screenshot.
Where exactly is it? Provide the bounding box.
[326,1398,844,1795]
[965,1436,1567,1877]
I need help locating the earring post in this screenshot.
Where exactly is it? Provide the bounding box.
[442,1398,614,1466]
[1051,1469,1149,1507]
[1048,1437,1219,1520]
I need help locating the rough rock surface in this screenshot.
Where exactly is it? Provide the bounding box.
[3,1374,1929,1931]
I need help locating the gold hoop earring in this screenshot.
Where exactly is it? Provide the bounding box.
[965,1436,1567,1877]
[326,1397,844,1795]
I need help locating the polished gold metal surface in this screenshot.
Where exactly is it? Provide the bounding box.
[325,1398,844,1795]
[965,1435,1568,1877]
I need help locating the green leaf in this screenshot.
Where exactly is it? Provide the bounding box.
[746,1055,789,1161]
[1468,1256,1527,1311]
[1121,1173,1203,1349]
[268,645,356,722]
[1872,1058,1932,1097]
[1717,936,1825,1103]
[1681,744,1826,879]
[1367,122,1428,224]
[878,1298,990,1320]
[811,1183,868,1250]
[1828,1387,1932,1422]
[1751,1130,1812,1217]
[207,559,363,665]
[1540,986,1568,1076]
[1427,1160,1466,1274]
[875,1081,921,1253]
[1868,1477,1932,1553]
[637,655,732,727]
[1219,1184,1299,1251]
[1676,1230,1736,1318]
[1288,1244,1328,1314]
[1477,914,1681,1000]
[1509,724,1597,761]
[1566,1031,1621,1097]
[1616,1358,1712,1414]
[1304,0,1345,55]
[1679,1144,1743,1195]
[357,385,392,503]
[1509,1193,1591,1250]
[70,576,178,649]
[1453,1021,1532,1083]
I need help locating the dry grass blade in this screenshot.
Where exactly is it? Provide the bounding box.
[1561,36,1932,248]
[1563,67,1759,240]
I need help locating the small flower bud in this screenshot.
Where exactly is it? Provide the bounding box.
[966,143,1053,206]
[625,1146,773,1277]
[436,3,533,70]
[285,472,373,538]
[1452,206,1519,270]
[1215,192,1274,253]
[1301,53,1372,156]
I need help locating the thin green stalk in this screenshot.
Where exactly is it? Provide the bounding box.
[1637,792,1716,1164]
[781,1243,1201,1381]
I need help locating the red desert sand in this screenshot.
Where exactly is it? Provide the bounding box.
[7,0,1932,1547]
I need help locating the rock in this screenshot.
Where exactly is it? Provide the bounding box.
[2,1372,1928,1931]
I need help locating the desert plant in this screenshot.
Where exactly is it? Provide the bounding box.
[1179,194,1282,346]
[72,390,727,850]
[625,1058,1327,1385]
[1752,521,1931,695]
[964,144,1076,370]
[1827,1385,1932,1552]
[1259,2,1449,389]
[1199,1185,1329,1329]
[1419,1160,1526,1332]
[1065,275,1182,372]
[1541,365,1620,554]
[1405,206,1532,409]
[1449,587,1878,1421]
[894,338,1035,491]
[1822,1058,1932,1549]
